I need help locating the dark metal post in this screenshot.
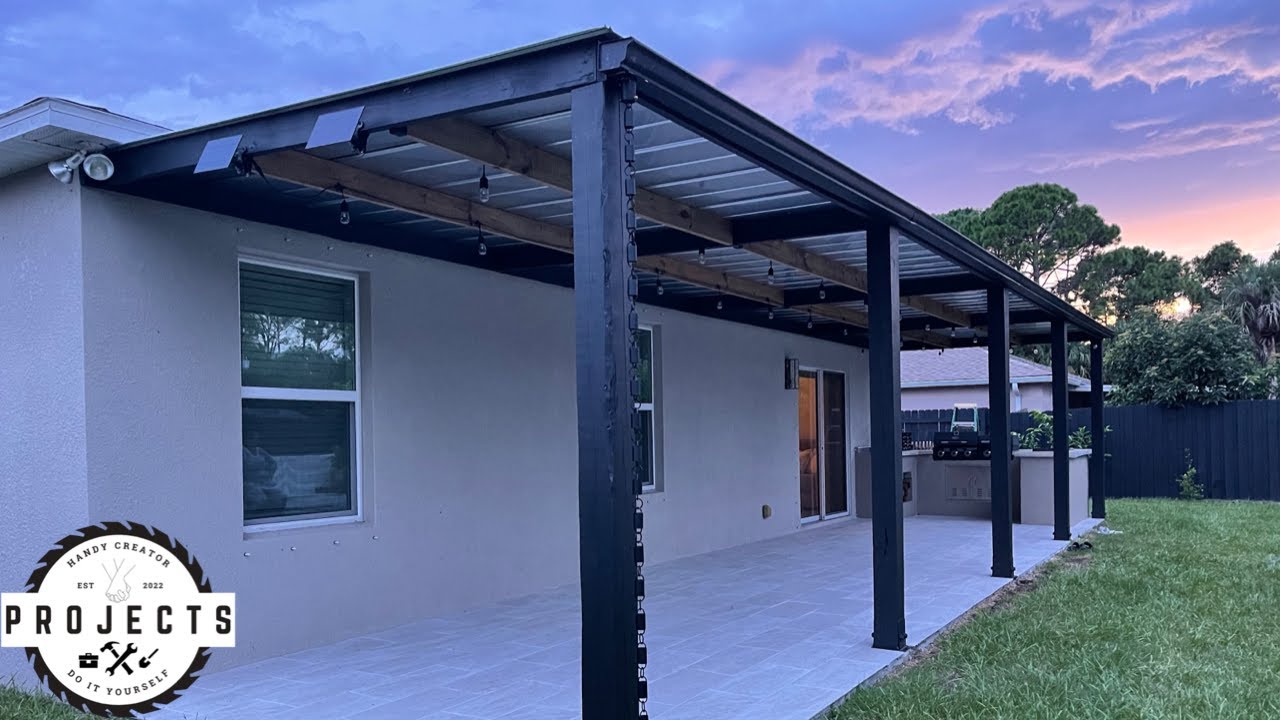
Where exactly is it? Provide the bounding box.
[868,223,906,651]
[1090,339,1106,519]
[1051,320,1071,540]
[987,287,1015,578]
[571,79,641,720]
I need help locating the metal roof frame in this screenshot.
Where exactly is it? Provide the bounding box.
[93,28,1110,346]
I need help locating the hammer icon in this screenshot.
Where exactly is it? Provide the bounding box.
[101,641,137,676]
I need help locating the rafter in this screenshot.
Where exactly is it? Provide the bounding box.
[401,117,974,329]
[254,150,787,312]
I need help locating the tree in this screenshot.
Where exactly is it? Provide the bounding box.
[1104,310,1262,407]
[936,208,984,239]
[1067,246,1192,321]
[1219,259,1280,363]
[959,184,1121,293]
[1191,241,1254,305]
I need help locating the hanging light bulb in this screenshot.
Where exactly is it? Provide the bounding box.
[476,224,488,256]
[698,247,707,265]
[716,294,724,311]
[336,185,351,226]
[767,262,775,286]
[806,311,814,330]
[924,323,931,332]
[950,327,957,339]
[656,272,665,296]
[768,306,775,320]
[843,327,849,336]
[478,166,490,203]
[818,280,827,300]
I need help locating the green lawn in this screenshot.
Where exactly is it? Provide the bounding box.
[835,498,1280,720]
[0,685,84,720]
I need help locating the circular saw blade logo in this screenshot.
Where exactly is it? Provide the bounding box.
[1,522,236,717]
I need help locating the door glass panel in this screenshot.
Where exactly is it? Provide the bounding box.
[799,371,820,519]
[823,371,849,515]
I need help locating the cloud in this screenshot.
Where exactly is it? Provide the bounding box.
[700,0,1279,133]
[1112,116,1176,131]
[1034,115,1280,170]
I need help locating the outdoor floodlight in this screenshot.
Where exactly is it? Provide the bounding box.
[47,151,86,184]
[82,153,115,181]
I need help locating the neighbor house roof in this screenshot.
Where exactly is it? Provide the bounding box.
[901,347,1091,389]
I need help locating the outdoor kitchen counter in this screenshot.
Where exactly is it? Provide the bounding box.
[854,448,995,521]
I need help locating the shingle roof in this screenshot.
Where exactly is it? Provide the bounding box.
[901,347,1089,388]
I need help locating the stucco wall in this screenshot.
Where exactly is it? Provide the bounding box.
[0,169,90,684]
[74,188,870,669]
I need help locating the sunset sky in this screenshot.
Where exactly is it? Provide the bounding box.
[3,0,1277,260]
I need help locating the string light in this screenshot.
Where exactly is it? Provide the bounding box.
[476,223,488,256]
[767,304,775,321]
[698,247,707,265]
[716,291,724,311]
[656,271,665,296]
[843,327,849,336]
[818,280,826,300]
[806,311,814,330]
[336,185,351,226]
[478,166,490,203]
[766,262,775,285]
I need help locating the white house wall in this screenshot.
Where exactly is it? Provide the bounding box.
[72,188,870,670]
[0,169,92,684]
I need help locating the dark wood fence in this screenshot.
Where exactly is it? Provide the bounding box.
[902,400,1280,501]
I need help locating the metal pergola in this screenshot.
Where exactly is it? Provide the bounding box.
[94,29,1111,719]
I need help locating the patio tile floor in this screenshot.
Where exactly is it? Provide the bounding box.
[157,516,1097,720]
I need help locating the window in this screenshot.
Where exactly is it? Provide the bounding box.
[636,326,660,490]
[239,261,360,526]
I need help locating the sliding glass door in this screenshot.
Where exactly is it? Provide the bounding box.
[798,369,849,521]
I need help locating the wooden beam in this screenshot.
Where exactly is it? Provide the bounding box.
[403,117,974,328]
[254,151,573,252]
[256,149,789,314]
[404,117,733,244]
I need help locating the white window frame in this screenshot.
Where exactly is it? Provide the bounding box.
[239,257,363,531]
[636,325,662,492]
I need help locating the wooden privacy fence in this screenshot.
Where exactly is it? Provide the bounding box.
[902,400,1280,501]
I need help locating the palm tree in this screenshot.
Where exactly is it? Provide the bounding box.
[1220,261,1280,363]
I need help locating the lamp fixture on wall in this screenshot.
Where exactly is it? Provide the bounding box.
[784,357,799,390]
[47,151,114,183]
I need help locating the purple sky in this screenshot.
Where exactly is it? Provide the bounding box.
[4,0,1277,259]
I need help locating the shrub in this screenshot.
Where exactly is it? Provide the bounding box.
[1177,450,1204,500]
[1018,411,1098,450]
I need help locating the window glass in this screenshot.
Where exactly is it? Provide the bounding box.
[240,264,356,391]
[242,399,354,521]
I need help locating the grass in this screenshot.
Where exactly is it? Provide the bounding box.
[0,684,85,720]
[834,499,1280,720]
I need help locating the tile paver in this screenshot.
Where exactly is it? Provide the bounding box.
[159,516,1096,720]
